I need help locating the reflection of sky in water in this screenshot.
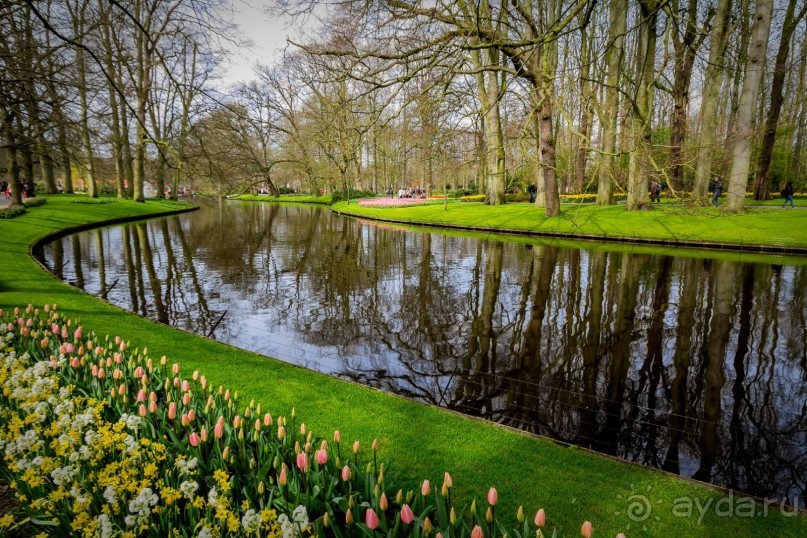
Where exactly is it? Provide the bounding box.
[40,202,807,506]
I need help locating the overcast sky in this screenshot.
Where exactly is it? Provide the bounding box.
[217,1,318,87]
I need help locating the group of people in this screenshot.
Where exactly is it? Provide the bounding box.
[398,187,427,199]
[0,180,35,199]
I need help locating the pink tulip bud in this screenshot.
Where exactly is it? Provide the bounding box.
[146,358,153,369]
[581,521,593,538]
[372,438,378,451]
[181,414,190,427]
[471,526,483,538]
[224,389,231,401]
[200,377,207,390]
[119,342,126,352]
[216,416,225,428]
[187,409,196,421]
[26,319,33,327]
[264,413,272,427]
[141,374,148,385]
[97,368,105,379]
[444,472,453,488]
[254,419,261,431]
[233,415,242,429]
[380,492,388,511]
[200,427,208,442]
[51,323,59,334]
[95,346,104,355]
[365,508,378,530]
[65,343,74,354]
[400,504,414,524]
[296,452,309,472]
[114,353,122,363]
[172,363,180,374]
[136,389,146,402]
[278,465,288,487]
[341,465,351,481]
[278,426,286,440]
[173,377,180,388]
[316,449,328,465]
[149,400,158,413]
[535,509,546,527]
[616,534,626,538]
[222,446,229,460]
[91,365,99,377]
[149,391,157,402]
[421,479,431,496]
[192,370,199,380]
[61,329,69,339]
[181,380,190,392]
[353,440,360,454]
[168,402,177,420]
[160,355,167,365]
[138,404,147,417]
[74,327,82,340]
[214,423,224,438]
[487,487,498,506]
[189,432,200,447]
[345,509,354,526]
[118,384,126,396]
[133,367,144,378]
[334,430,341,443]
[112,368,121,379]
[70,357,80,368]
[182,393,191,406]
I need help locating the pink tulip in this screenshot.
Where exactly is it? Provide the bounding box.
[341,465,351,481]
[200,377,207,390]
[581,521,593,538]
[138,404,147,417]
[133,367,144,378]
[365,508,378,530]
[181,380,190,392]
[172,363,180,374]
[487,487,498,506]
[264,413,272,426]
[224,389,231,401]
[254,419,261,431]
[471,526,483,538]
[233,415,242,428]
[296,452,309,472]
[160,355,167,365]
[189,432,200,447]
[334,430,341,443]
[173,377,180,388]
[114,353,122,363]
[200,427,208,442]
[51,323,59,334]
[400,504,414,524]
[168,402,177,420]
[535,509,546,527]
[187,409,196,421]
[278,465,288,487]
[91,365,99,377]
[74,327,82,340]
[277,426,286,440]
[182,393,191,406]
[444,472,453,488]
[70,357,79,368]
[149,391,157,402]
[379,492,388,511]
[345,509,354,525]
[353,440,360,454]
[214,423,224,438]
[61,329,68,339]
[65,342,74,354]
[181,414,190,426]
[372,438,378,451]
[316,449,328,465]
[149,400,158,413]
[300,423,306,435]
[136,389,146,402]
[421,479,431,496]
[26,319,33,327]
[616,534,626,538]
[118,384,126,396]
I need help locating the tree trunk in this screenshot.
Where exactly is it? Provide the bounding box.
[792,38,807,181]
[726,0,774,209]
[669,0,700,192]
[473,47,506,205]
[721,0,752,181]
[2,108,24,206]
[752,0,806,200]
[693,0,732,198]
[597,0,627,206]
[626,0,657,211]
[575,25,593,194]
[75,37,98,198]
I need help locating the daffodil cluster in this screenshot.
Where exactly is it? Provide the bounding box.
[0,305,604,538]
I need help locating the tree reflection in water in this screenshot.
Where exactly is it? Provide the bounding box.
[39,200,807,506]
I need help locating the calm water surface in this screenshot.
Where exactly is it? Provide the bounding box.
[39,200,807,505]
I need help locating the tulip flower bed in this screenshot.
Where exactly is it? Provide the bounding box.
[356,198,435,208]
[1,305,602,538]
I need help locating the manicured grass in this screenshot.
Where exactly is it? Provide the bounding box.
[1,195,805,536]
[333,199,807,251]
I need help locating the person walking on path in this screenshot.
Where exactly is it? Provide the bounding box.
[711,177,723,207]
[781,181,795,208]
[650,180,661,203]
[528,181,537,203]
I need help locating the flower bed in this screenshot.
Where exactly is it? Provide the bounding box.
[0,305,603,537]
[356,198,432,208]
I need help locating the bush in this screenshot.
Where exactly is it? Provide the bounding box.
[70,198,118,205]
[0,206,26,219]
[0,305,596,537]
[23,197,47,208]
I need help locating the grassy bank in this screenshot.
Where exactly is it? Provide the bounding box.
[1,195,805,536]
[333,200,807,251]
[233,193,332,204]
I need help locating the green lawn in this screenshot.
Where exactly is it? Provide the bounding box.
[1,195,805,537]
[233,193,333,204]
[333,199,807,251]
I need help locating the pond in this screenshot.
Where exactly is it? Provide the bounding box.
[38,199,807,507]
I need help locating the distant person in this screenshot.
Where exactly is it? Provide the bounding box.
[711,177,722,207]
[0,181,8,199]
[528,181,537,203]
[781,181,795,208]
[650,180,661,203]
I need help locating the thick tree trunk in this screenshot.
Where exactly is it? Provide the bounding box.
[2,108,24,207]
[574,26,593,193]
[626,0,657,211]
[693,0,732,198]
[726,0,775,209]
[76,41,98,198]
[472,47,506,206]
[721,0,752,181]
[792,38,807,181]
[669,0,700,192]
[752,0,806,200]
[597,0,627,206]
